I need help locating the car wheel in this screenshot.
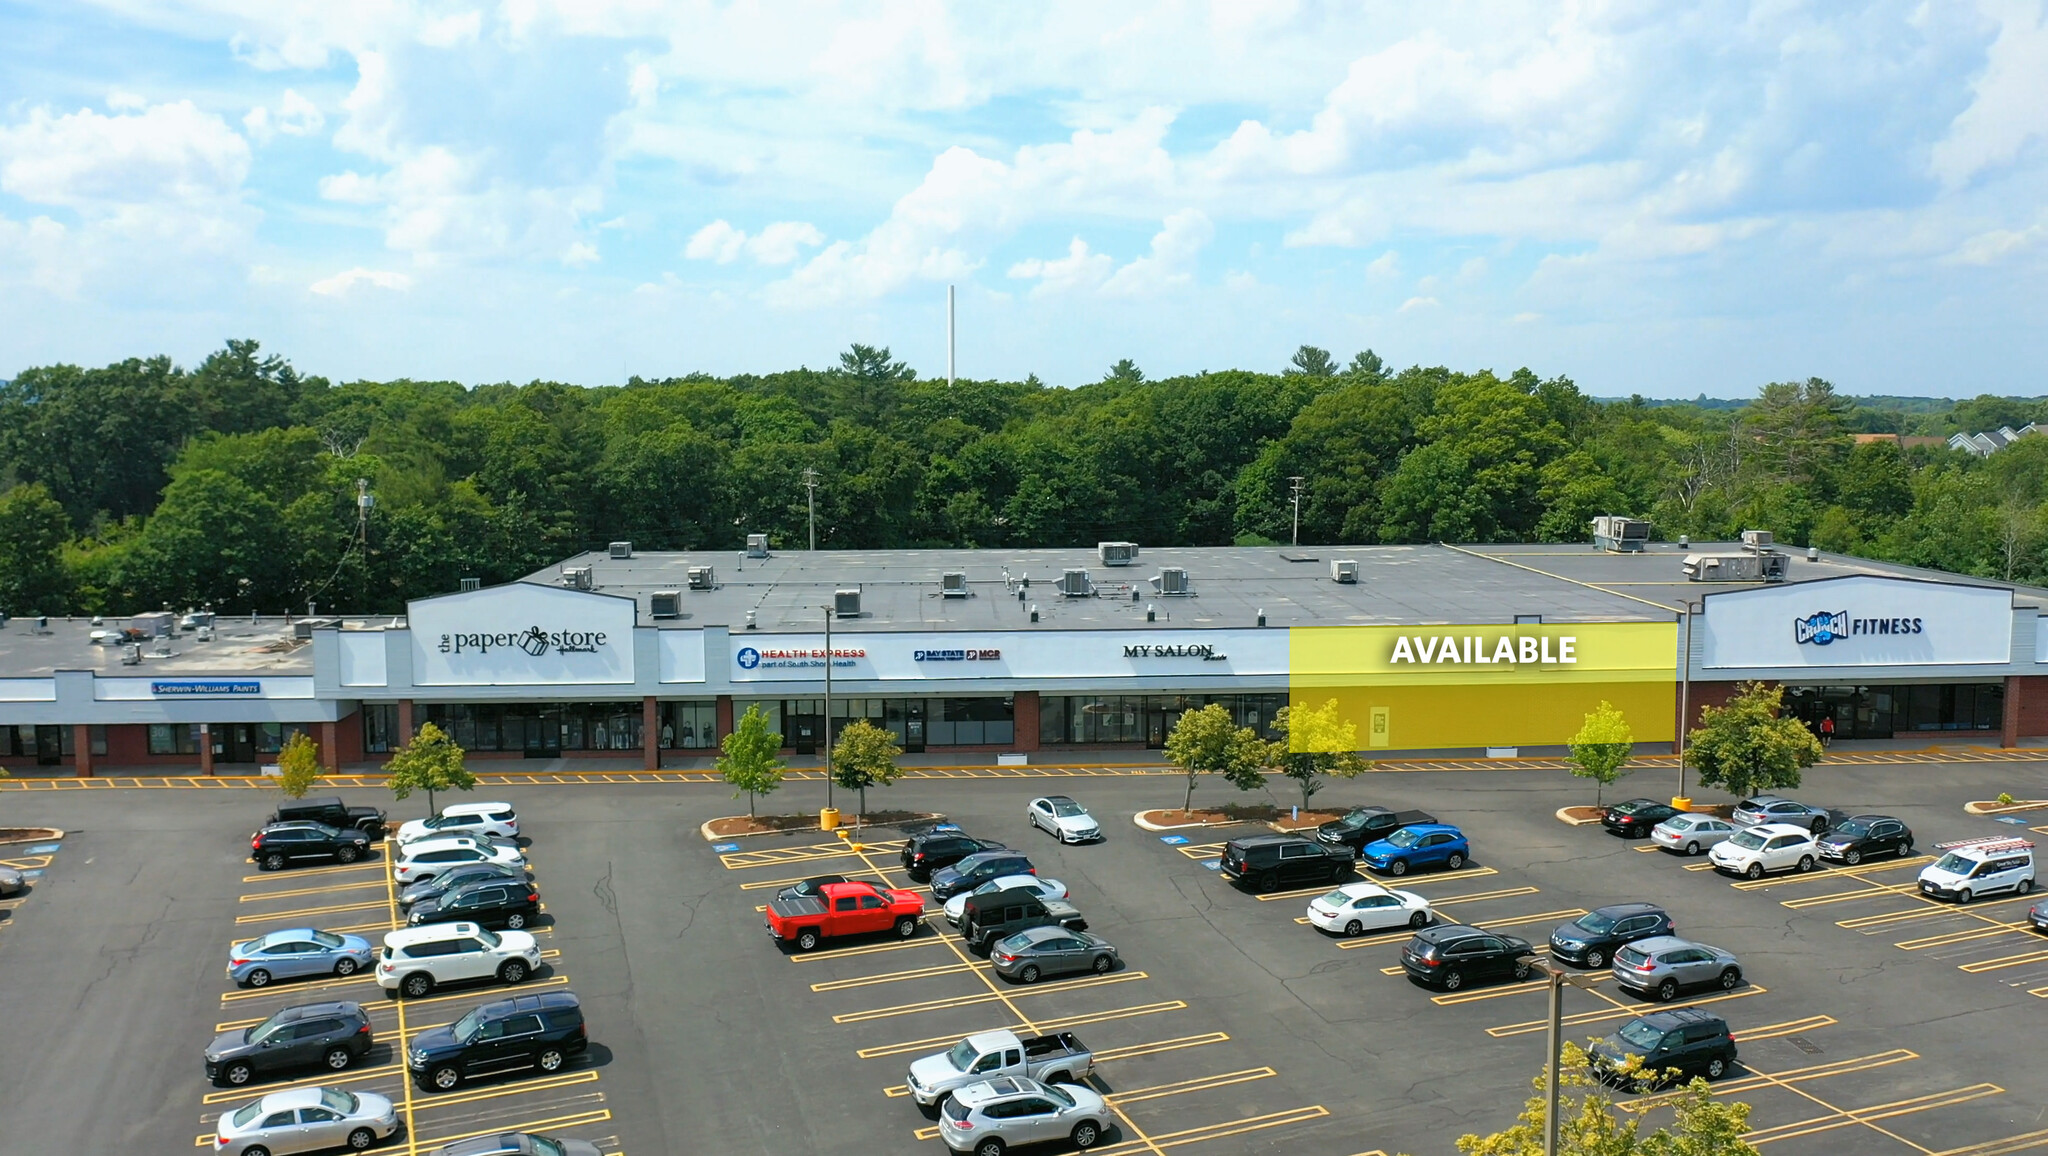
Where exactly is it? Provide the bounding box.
[1388,860,1409,877]
[895,916,918,938]
[1843,849,1861,866]
[1705,1056,1728,1080]
[1512,961,1532,981]
[413,874,434,885]
[537,1048,565,1072]
[334,957,359,977]
[1446,852,1466,870]
[403,973,434,999]
[1685,841,1701,856]
[499,960,529,984]
[1092,955,1114,975]
[1959,889,1974,905]
[1719,967,1741,990]
[796,929,821,952]
[1657,978,1679,1002]
[244,968,271,988]
[1345,919,1363,936]
[221,1061,253,1087]
[1254,871,1276,892]
[243,1147,270,1156]
[505,912,528,929]
[262,853,285,871]
[347,1128,376,1151]
[325,1046,352,1070]
[1744,863,1764,880]
[1811,818,1827,835]
[975,1138,1006,1156]
[2021,878,2036,895]
[1018,964,1041,984]
[1409,910,1429,929]
[1797,855,1815,873]
[430,1065,461,1091]
[335,844,359,863]
[1072,1121,1101,1149]
[1442,970,1464,990]
[1584,949,1605,970]
[1901,841,1914,857]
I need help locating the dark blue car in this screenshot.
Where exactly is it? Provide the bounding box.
[1360,823,1470,877]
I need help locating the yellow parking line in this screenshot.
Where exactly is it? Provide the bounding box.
[878,1035,1228,1097]
[1732,856,1932,890]
[1339,908,1582,951]
[234,897,390,925]
[1662,1049,1917,1100]
[1742,1084,2003,1146]
[789,937,947,964]
[1486,985,1765,1038]
[811,960,984,991]
[410,1110,613,1153]
[1087,1106,1331,1155]
[1734,1015,1837,1042]
[216,967,568,1026]
[1841,892,2040,930]
[1939,1126,2048,1156]
[199,1061,403,1103]
[831,971,1149,1024]
[239,879,389,903]
[1958,946,2048,972]
[1895,923,2033,951]
[1781,888,1915,910]
[1110,1066,1276,1105]
[220,970,380,1002]
[413,1070,600,1111]
[1431,979,1552,1006]
[854,1001,1188,1060]
[241,861,388,884]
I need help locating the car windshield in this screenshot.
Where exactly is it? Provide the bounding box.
[1729,830,1767,850]
[1933,852,1975,875]
[1044,1084,1076,1107]
[477,929,501,949]
[248,1011,287,1043]
[531,1140,565,1156]
[309,822,342,837]
[1574,912,1619,935]
[1385,829,1421,848]
[945,1038,980,1071]
[971,880,1003,897]
[1316,889,1351,906]
[233,938,261,957]
[1051,801,1086,817]
[318,1088,357,1115]
[1832,820,1871,838]
[425,814,462,828]
[452,1008,484,1041]
[1617,1020,1666,1050]
[230,1101,267,1128]
[309,930,345,949]
[995,931,1033,953]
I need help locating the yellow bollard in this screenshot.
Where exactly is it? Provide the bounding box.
[1670,796,1694,812]
[820,807,841,832]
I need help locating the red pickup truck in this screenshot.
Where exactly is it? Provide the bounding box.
[765,880,926,951]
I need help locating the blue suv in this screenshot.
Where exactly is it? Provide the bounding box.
[1360,823,1470,877]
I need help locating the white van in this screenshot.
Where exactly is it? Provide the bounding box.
[1917,837,2035,904]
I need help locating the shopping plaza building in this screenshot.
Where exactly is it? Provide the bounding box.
[4,535,2047,774]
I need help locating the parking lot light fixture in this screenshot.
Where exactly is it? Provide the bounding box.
[1519,955,1604,1156]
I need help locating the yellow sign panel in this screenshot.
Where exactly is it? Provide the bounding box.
[1288,622,1676,750]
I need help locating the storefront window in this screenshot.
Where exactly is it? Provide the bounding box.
[147,724,201,755]
[1039,693,1288,745]
[661,701,719,749]
[362,704,399,754]
[89,724,107,757]
[1784,683,2004,737]
[926,697,1014,746]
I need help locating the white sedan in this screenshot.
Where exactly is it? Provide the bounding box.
[1306,882,1432,936]
[393,836,526,885]
[1708,823,1819,880]
[214,1086,400,1155]
[1028,795,1103,843]
[943,874,1071,925]
[396,802,519,844]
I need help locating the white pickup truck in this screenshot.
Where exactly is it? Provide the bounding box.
[906,1029,1094,1107]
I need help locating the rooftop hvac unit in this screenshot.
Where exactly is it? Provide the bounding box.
[130,611,175,638]
[293,617,340,641]
[1058,569,1094,597]
[179,611,215,631]
[687,565,716,590]
[1591,515,1652,552]
[941,571,969,598]
[745,533,770,559]
[1739,529,1774,548]
[459,577,482,592]
[562,566,593,590]
[1681,552,1789,583]
[1097,541,1139,566]
[1330,559,1360,584]
[609,541,633,559]
[1150,567,1191,595]
[122,643,142,665]
[835,587,862,618]
[649,591,682,619]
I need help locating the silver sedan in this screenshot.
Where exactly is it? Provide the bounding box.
[1650,814,1738,856]
[0,866,23,897]
[214,1086,399,1155]
[990,924,1120,984]
[1611,935,1743,1002]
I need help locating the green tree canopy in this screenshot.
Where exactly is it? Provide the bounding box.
[831,719,903,819]
[0,484,72,615]
[1457,1041,1760,1155]
[718,703,787,818]
[385,721,477,816]
[1161,703,1264,813]
[1568,701,1635,805]
[275,731,323,799]
[1687,682,1822,799]
[1259,699,1370,812]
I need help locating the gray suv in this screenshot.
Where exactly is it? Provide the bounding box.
[204,1000,373,1087]
[1612,936,1743,1003]
[1591,1008,1738,1084]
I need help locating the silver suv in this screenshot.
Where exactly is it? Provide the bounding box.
[1731,795,1831,834]
[1612,935,1743,1002]
[938,1076,1110,1155]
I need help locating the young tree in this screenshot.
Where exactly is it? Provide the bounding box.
[276,731,323,800]
[1256,699,1371,812]
[1568,701,1634,806]
[384,721,477,816]
[1688,682,1823,800]
[1162,703,1263,813]
[718,703,786,818]
[832,719,903,820]
[1457,1041,1760,1155]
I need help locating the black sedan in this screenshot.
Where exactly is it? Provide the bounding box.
[399,862,528,910]
[2032,899,2048,933]
[406,879,541,930]
[1400,924,1535,991]
[1601,799,1680,838]
[1815,815,1914,865]
[774,875,848,902]
[250,821,372,870]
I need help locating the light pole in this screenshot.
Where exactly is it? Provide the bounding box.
[1520,954,1604,1156]
[1288,476,1305,546]
[1677,599,1701,803]
[821,602,835,811]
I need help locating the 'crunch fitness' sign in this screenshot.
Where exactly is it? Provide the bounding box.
[439,625,609,657]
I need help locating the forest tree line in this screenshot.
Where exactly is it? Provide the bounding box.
[3,339,2047,618]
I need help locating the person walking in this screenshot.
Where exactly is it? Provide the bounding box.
[1818,714,1835,748]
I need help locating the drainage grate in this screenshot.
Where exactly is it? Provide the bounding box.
[1785,1036,1824,1055]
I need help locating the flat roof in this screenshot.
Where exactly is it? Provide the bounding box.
[0,616,315,677]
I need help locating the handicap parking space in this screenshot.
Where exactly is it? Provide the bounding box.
[0,838,63,933]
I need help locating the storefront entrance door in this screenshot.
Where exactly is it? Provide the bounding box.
[1145,706,1186,749]
[223,724,257,764]
[789,713,821,755]
[523,710,562,758]
[34,725,62,766]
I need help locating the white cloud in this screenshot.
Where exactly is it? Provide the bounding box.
[309,267,413,295]
[0,99,249,207]
[1007,236,1113,296]
[747,221,825,265]
[244,89,326,143]
[685,219,747,263]
[1366,250,1401,279]
[1100,209,1214,296]
[561,240,600,266]
[1930,0,2048,187]
[1949,223,2044,264]
[1397,295,1440,313]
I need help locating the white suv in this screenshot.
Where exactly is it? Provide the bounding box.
[376,921,542,999]
[396,803,519,844]
[1709,823,1819,879]
[393,836,525,885]
[1918,838,2036,904]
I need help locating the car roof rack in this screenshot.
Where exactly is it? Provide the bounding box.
[1933,836,2035,853]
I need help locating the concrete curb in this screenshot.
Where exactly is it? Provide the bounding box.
[1132,810,1238,832]
[1555,807,1603,827]
[0,827,64,845]
[1963,799,2048,816]
[699,812,945,842]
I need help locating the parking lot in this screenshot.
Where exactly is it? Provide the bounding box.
[5,758,2048,1154]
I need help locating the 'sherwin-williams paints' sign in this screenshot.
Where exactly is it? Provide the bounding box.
[410,584,636,686]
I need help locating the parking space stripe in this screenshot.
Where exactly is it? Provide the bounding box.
[1937,1125,2048,1156]
[810,960,984,991]
[198,1061,403,1103]
[410,1110,613,1152]
[877,1036,1235,1100]
[1741,1084,2003,1147]
[1486,985,1766,1037]
[789,936,947,964]
[1085,1106,1331,1155]
[241,861,389,884]
[216,971,571,1027]
[238,879,388,902]
[1957,947,2048,972]
[233,897,390,925]
[1633,1049,1917,1103]
[1340,908,1584,952]
[830,971,1149,1024]
[1840,892,2040,930]
[1895,923,2034,950]
[1734,1015,1837,1042]
[907,1068,1282,1139]
[1732,856,1932,891]
[1430,979,1551,1005]
[853,1002,1189,1060]
[409,1071,600,1112]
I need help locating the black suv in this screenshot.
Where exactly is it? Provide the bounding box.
[930,851,1037,900]
[1816,814,1915,865]
[1400,924,1535,991]
[408,879,542,930]
[272,796,388,839]
[1314,806,1435,856]
[1591,1008,1738,1084]
[251,821,373,870]
[961,886,1088,954]
[1601,798,1680,838]
[901,831,1007,880]
[204,1000,373,1087]
[400,863,529,911]
[1220,834,1353,891]
[1548,902,1675,969]
[408,991,588,1092]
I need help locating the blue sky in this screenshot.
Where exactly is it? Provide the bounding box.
[0,1,2044,397]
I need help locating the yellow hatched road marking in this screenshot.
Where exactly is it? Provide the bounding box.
[831,970,1150,1023]
[1487,985,1765,1038]
[853,1001,1189,1060]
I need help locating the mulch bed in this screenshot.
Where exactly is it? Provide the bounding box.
[1142,804,1349,829]
[0,827,61,844]
[706,810,933,837]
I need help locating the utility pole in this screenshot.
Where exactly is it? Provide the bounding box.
[1521,955,1601,1156]
[355,478,374,610]
[1677,599,1700,802]
[947,284,956,386]
[1288,476,1305,546]
[822,602,835,811]
[801,468,820,551]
